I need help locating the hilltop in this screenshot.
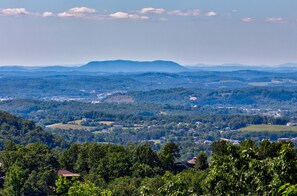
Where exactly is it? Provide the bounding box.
[79,60,187,73]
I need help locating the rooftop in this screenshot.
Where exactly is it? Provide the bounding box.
[58,170,80,177]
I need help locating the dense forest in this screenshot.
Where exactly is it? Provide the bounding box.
[1,138,297,195]
[0,111,67,150]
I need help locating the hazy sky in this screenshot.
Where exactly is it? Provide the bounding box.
[0,0,297,66]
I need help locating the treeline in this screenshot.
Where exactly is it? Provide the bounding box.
[84,111,288,129]
[1,140,297,195]
[128,87,297,108]
[0,99,245,126]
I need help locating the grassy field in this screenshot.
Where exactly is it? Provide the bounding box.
[239,124,297,132]
[46,121,96,130]
[98,121,114,125]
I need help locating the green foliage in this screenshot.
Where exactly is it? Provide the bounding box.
[0,111,67,149]
[68,180,101,196]
[279,183,297,196]
[97,151,132,182]
[55,176,74,195]
[158,172,192,196]
[3,165,25,196]
[0,143,58,195]
[139,176,164,196]
[205,140,297,195]
[195,152,208,171]
[107,176,141,196]
[159,142,180,170]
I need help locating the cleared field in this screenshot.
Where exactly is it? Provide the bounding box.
[46,123,95,130]
[98,121,114,125]
[104,95,134,103]
[239,125,297,132]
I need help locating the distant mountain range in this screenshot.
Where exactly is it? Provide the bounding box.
[189,63,297,72]
[1,60,297,73]
[0,60,187,73]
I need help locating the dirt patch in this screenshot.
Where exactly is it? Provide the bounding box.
[104,95,134,103]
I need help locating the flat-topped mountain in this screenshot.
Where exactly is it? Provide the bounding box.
[79,60,187,73]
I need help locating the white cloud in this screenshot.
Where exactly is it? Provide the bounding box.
[139,8,166,14]
[265,17,287,24]
[69,7,96,14]
[168,9,200,16]
[141,16,149,20]
[42,12,54,17]
[0,8,29,16]
[58,7,96,17]
[109,12,149,20]
[0,7,219,21]
[241,17,255,22]
[205,11,216,17]
[57,12,73,17]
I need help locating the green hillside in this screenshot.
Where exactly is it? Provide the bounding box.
[0,111,67,149]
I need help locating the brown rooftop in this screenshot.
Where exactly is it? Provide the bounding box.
[58,170,80,177]
[187,157,196,165]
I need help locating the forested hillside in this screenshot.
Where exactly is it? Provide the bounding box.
[0,111,67,149]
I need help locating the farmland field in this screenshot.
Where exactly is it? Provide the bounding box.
[239,124,297,132]
[46,121,96,130]
[98,121,114,125]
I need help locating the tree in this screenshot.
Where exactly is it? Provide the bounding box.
[131,144,161,169]
[55,176,74,195]
[158,172,192,196]
[159,142,180,170]
[68,180,101,196]
[23,168,57,195]
[58,144,80,172]
[107,176,140,196]
[97,151,131,182]
[3,165,25,196]
[195,152,208,171]
[1,143,59,195]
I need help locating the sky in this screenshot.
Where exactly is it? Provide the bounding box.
[0,0,297,66]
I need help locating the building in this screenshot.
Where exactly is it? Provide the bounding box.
[58,170,80,179]
[287,122,297,126]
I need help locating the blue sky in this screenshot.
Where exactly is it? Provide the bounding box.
[0,0,296,66]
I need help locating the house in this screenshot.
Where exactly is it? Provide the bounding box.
[195,121,202,125]
[203,140,213,144]
[278,138,290,141]
[189,96,197,101]
[187,157,196,165]
[58,170,80,179]
[287,122,297,126]
[221,138,240,145]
